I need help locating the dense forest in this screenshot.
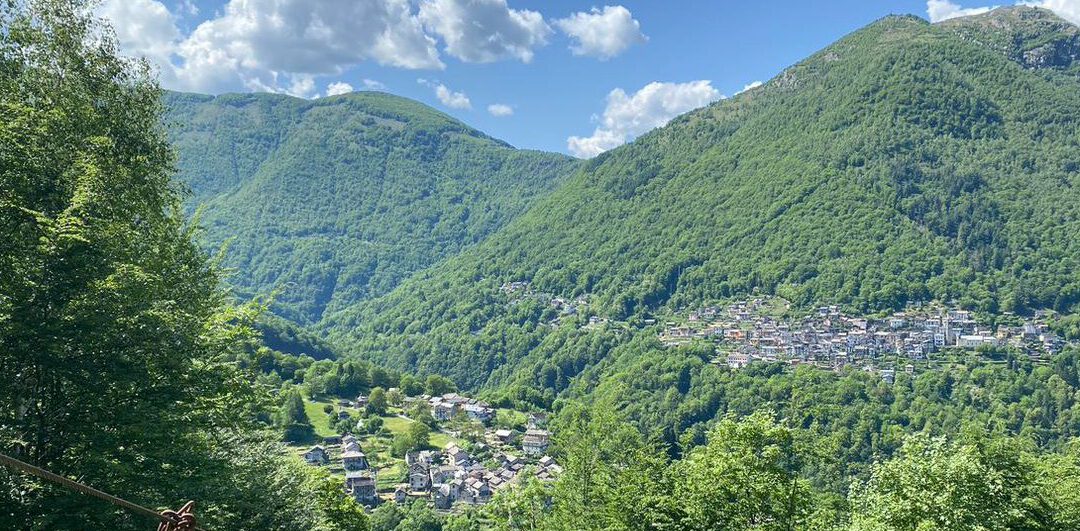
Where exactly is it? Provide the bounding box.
[0,2,370,528]
[437,403,1080,530]
[323,8,1080,398]
[164,89,578,325]
[228,342,1080,530]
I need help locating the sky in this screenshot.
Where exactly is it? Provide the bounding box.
[100,0,1080,157]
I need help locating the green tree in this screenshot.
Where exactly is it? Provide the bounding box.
[367,387,388,416]
[547,401,673,531]
[387,387,404,406]
[400,374,424,396]
[673,412,812,530]
[848,434,1051,531]
[363,415,385,435]
[391,420,431,457]
[277,388,315,443]
[478,472,550,531]
[426,375,456,396]
[1037,444,1080,530]
[0,3,355,528]
[398,500,443,531]
[313,475,371,531]
[370,503,405,531]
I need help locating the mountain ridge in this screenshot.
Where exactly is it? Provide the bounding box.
[939,5,1080,71]
[322,9,1080,399]
[163,90,579,324]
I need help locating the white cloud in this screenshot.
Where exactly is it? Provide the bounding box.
[1021,0,1080,25]
[176,0,199,16]
[926,0,996,22]
[362,78,387,90]
[419,79,471,109]
[736,80,763,95]
[97,0,183,84]
[286,74,318,98]
[555,5,646,60]
[419,0,551,63]
[436,85,471,109]
[567,80,722,158]
[99,0,445,94]
[100,0,576,94]
[326,81,354,96]
[173,0,444,93]
[487,103,514,117]
[928,1,1080,26]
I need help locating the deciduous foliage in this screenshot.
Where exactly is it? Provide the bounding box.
[367,387,389,416]
[848,435,1052,530]
[278,387,316,443]
[441,403,1080,530]
[326,9,1080,403]
[164,90,578,325]
[673,413,811,530]
[0,2,365,528]
[391,420,431,457]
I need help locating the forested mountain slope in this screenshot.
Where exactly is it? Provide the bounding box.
[163,91,578,324]
[325,8,1080,394]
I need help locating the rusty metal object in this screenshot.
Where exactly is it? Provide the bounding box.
[0,452,208,530]
[158,501,198,531]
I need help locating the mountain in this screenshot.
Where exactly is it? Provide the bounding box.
[163,91,578,324]
[323,7,1080,398]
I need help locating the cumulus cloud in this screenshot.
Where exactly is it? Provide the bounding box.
[567,80,722,158]
[172,0,443,93]
[487,103,514,116]
[177,0,199,16]
[927,0,996,21]
[419,0,551,63]
[1020,0,1080,24]
[99,0,451,94]
[436,85,472,108]
[286,75,318,98]
[419,79,471,109]
[326,81,354,96]
[97,0,183,84]
[736,80,764,95]
[927,1,1080,26]
[555,5,646,60]
[362,78,387,90]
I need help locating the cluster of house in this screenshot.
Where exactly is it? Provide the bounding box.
[657,298,1069,371]
[426,393,496,424]
[302,391,558,510]
[500,281,590,324]
[394,443,562,509]
[303,434,378,505]
[392,410,555,509]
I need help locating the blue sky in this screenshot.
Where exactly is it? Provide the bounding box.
[100,0,1080,156]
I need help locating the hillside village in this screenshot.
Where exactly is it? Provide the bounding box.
[501,279,1073,375]
[658,297,1071,376]
[298,391,560,511]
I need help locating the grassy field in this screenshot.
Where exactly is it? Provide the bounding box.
[303,399,338,438]
[382,414,457,447]
[381,415,412,435]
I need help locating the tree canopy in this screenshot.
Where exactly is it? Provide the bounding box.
[0,2,366,528]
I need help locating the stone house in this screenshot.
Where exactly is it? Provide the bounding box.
[302,445,329,465]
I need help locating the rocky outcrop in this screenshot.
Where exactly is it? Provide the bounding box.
[939,6,1080,70]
